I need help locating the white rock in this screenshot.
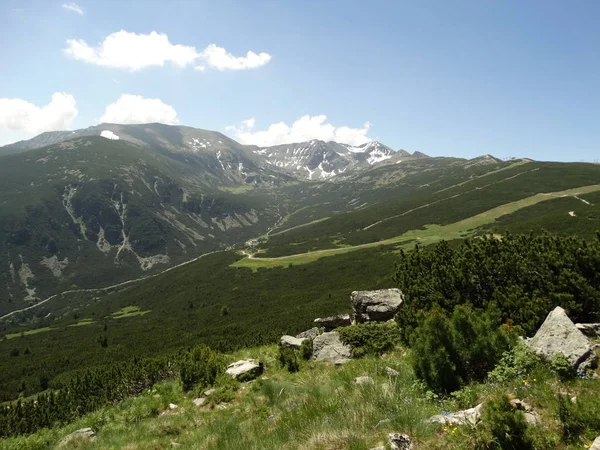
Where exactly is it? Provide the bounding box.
[225,359,263,381]
[280,335,307,349]
[59,428,96,447]
[428,403,483,426]
[354,376,374,385]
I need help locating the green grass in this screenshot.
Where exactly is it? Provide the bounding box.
[3,343,599,450]
[67,319,96,328]
[233,184,600,270]
[110,306,151,319]
[5,327,55,340]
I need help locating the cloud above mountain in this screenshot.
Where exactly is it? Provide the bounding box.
[0,92,78,135]
[226,115,372,147]
[100,94,179,125]
[64,31,271,72]
[61,2,83,15]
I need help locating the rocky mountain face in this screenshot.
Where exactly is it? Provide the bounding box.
[0,123,426,314]
[252,140,424,180]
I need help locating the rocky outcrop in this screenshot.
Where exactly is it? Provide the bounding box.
[576,323,600,338]
[526,307,597,373]
[314,314,351,331]
[510,399,541,425]
[351,288,404,323]
[280,335,306,349]
[428,403,483,426]
[225,360,263,381]
[388,433,413,450]
[296,327,321,340]
[312,331,351,363]
[59,428,96,447]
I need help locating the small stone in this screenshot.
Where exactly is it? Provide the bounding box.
[369,446,386,450]
[59,428,96,447]
[204,388,215,396]
[192,398,206,407]
[354,376,374,385]
[169,403,178,410]
[385,367,399,377]
[388,432,413,450]
[427,403,483,426]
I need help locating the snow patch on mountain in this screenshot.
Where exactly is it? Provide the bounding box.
[100,130,120,140]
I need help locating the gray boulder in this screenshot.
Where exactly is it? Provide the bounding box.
[576,323,600,338]
[314,314,351,331]
[428,403,483,426]
[312,331,351,362]
[351,288,404,323]
[280,335,306,349]
[59,428,96,447]
[225,359,263,381]
[296,327,321,339]
[590,436,600,450]
[526,307,597,373]
[388,433,413,450]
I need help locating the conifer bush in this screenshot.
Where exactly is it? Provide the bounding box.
[477,394,533,450]
[411,306,514,393]
[337,321,401,357]
[179,345,224,392]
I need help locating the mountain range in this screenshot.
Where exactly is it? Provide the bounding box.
[0,123,434,315]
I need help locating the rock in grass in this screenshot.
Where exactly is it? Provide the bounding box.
[590,436,600,450]
[192,397,206,407]
[351,288,404,323]
[314,314,351,331]
[427,403,483,426]
[59,428,96,447]
[388,432,413,450]
[225,359,263,381]
[385,367,399,377]
[526,307,597,373]
[296,327,321,339]
[280,335,306,349]
[312,331,351,362]
[509,399,541,425]
[354,376,374,385]
[368,446,386,450]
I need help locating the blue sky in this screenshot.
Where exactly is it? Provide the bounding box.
[1,0,599,161]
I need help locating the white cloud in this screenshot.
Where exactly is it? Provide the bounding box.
[198,44,271,71]
[226,115,372,147]
[65,31,198,71]
[64,30,271,72]
[100,94,178,125]
[62,2,83,15]
[0,92,78,135]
